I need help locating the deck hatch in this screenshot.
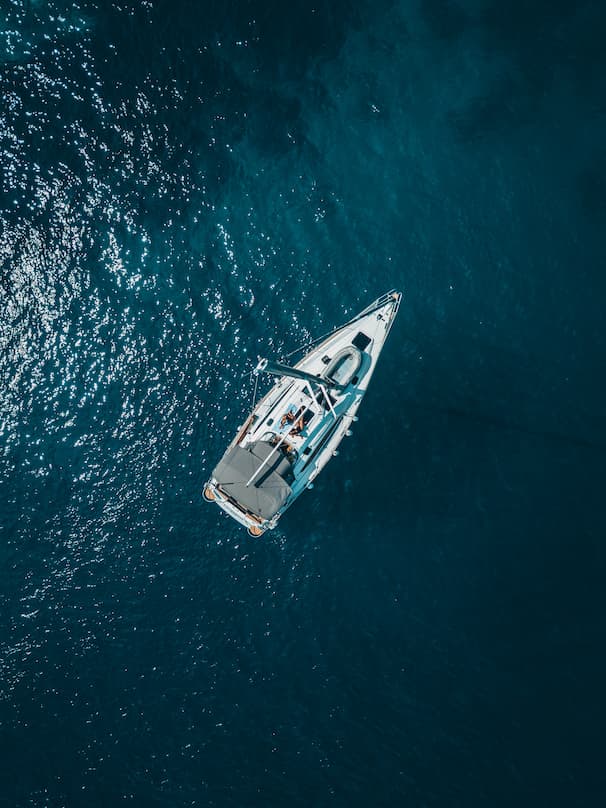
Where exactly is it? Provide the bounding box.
[352,331,371,351]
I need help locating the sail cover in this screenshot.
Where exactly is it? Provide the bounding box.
[212,441,293,520]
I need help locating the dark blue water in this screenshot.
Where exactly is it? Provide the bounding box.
[2,1,606,805]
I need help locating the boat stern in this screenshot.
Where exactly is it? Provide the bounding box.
[203,480,270,537]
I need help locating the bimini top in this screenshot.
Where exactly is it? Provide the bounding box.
[212,441,293,520]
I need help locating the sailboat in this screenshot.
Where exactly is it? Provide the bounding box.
[203,290,402,536]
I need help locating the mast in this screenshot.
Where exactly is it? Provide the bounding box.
[253,357,345,390]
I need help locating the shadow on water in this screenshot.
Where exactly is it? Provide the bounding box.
[346,405,577,526]
[328,338,606,536]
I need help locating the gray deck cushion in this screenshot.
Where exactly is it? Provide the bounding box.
[212,441,293,520]
[250,440,294,482]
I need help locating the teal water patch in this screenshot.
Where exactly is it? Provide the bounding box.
[0,0,91,64]
[1,1,606,806]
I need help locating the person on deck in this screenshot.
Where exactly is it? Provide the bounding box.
[280,408,297,428]
[289,415,305,435]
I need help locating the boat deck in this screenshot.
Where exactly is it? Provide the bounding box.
[206,291,401,533]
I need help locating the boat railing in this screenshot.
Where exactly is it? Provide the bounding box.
[279,290,401,364]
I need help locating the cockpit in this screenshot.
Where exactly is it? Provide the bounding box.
[261,432,299,466]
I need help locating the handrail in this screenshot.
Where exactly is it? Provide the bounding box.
[281,290,401,361]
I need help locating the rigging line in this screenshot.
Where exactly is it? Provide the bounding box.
[280,325,340,361]
[279,309,368,361]
[280,304,416,361]
[250,371,259,411]
[281,339,321,361]
[280,325,420,362]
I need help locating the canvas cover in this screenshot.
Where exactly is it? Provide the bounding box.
[212,441,293,520]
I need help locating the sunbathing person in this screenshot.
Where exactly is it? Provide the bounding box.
[280,408,297,428]
[289,415,305,435]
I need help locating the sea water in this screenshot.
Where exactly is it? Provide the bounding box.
[1,1,605,805]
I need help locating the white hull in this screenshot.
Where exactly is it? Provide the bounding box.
[204,291,401,535]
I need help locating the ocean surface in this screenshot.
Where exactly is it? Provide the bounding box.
[1,1,606,805]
